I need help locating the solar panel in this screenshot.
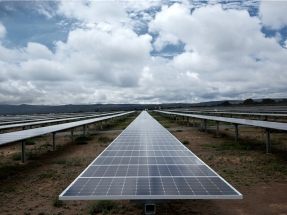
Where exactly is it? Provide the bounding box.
[0,112,122,130]
[59,111,242,200]
[157,110,287,131]
[0,112,132,146]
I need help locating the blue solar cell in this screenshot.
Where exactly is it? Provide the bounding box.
[60,111,242,200]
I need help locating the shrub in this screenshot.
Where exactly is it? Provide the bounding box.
[12,152,22,161]
[98,136,113,143]
[182,140,189,145]
[27,150,40,160]
[38,169,57,179]
[26,138,36,145]
[88,200,118,214]
[52,196,64,207]
[0,184,16,193]
[75,135,92,145]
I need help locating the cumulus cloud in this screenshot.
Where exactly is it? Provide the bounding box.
[259,1,287,30]
[57,1,129,25]
[1,2,287,105]
[25,42,54,60]
[148,3,287,99]
[0,4,153,104]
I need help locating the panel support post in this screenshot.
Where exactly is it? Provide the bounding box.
[53,132,56,150]
[101,121,103,129]
[94,123,97,131]
[216,121,219,137]
[266,128,271,153]
[86,124,89,134]
[21,140,26,163]
[187,117,189,126]
[71,129,74,143]
[234,124,238,142]
[204,119,207,132]
[193,118,195,127]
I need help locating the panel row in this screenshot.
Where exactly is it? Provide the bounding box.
[106,145,186,151]
[81,164,216,177]
[63,177,238,197]
[92,156,204,165]
[110,141,182,146]
[101,150,194,157]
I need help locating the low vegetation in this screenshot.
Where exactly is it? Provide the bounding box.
[52,196,64,207]
[56,157,87,168]
[88,200,131,215]
[98,136,113,143]
[201,141,254,151]
[75,135,93,145]
[182,140,189,145]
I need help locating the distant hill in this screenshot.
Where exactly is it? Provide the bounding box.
[0,98,285,115]
[0,103,190,115]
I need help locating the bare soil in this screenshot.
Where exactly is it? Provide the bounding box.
[0,113,287,215]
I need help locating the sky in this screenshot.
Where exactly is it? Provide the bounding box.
[0,0,287,105]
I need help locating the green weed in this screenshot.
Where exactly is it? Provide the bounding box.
[26,138,37,145]
[52,196,64,207]
[202,141,253,150]
[11,152,22,161]
[98,136,113,143]
[56,157,86,168]
[0,163,19,179]
[75,135,93,145]
[0,184,16,193]
[182,140,189,145]
[40,142,52,148]
[27,149,40,160]
[88,200,128,215]
[37,169,57,179]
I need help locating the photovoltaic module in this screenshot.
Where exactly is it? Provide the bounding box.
[59,111,242,200]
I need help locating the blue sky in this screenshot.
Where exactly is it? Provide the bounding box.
[0,0,287,105]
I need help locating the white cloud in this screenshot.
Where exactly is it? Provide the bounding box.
[0,7,154,104]
[259,1,287,30]
[149,4,188,51]
[25,42,54,60]
[54,25,153,87]
[148,3,287,100]
[57,1,129,25]
[1,2,287,105]
[35,3,56,19]
[186,71,199,80]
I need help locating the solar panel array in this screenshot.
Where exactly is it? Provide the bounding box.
[0,111,132,146]
[173,105,287,114]
[157,110,287,131]
[0,112,121,130]
[59,111,242,200]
